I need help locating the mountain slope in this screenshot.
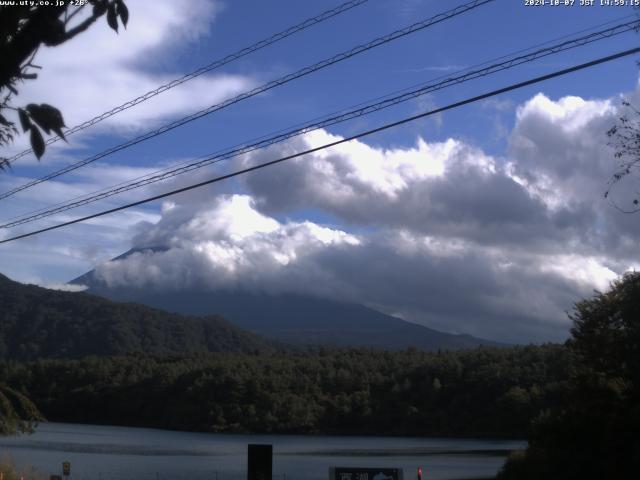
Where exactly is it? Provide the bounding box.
[72,251,505,351]
[0,273,273,361]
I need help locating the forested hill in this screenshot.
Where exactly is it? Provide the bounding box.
[0,273,273,361]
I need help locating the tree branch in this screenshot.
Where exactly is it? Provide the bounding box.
[50,2,115,45]
[63,5,86,27]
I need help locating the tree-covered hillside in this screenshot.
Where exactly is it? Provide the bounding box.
[0,345,569,437]
[0,273,273,360]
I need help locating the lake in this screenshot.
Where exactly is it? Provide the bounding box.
[0,423,525,480]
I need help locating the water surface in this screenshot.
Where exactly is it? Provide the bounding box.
[0,423,525,480]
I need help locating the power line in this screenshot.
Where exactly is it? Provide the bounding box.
[1,46,637,245]
[2,18,637,229]
[5,0,371,164]
[0,0,496,201]
[3,18,635,227]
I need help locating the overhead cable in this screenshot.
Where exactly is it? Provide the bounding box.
[1,46,637,245]
[2,18,637,228]
[5,0,371,164]
[0,0,495,200]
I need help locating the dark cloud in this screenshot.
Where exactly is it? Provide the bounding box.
[91,92,639,343]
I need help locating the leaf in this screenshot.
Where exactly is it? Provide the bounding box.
[30,127,45,160]
[26,104,50,134]
[39,104,65,128]
[107,3,118,32]
[27,103,66,141]
[116,0,129,28]
[92,0,107,16]
[25,104,66,140]
[18,108,31,132]
[0,113,10,127]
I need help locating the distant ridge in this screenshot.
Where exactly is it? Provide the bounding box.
[71,249,506,351]
[0,272,273,361]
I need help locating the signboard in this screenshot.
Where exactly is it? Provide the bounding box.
[330,468,403,480]
[62,462,71,476]
[248,444,272,480]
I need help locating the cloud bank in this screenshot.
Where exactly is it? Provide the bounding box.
[86,90,639,343]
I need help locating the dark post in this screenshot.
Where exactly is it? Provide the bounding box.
[247,444,272,480]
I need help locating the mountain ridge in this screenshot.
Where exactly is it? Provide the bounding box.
[71,249,506,351]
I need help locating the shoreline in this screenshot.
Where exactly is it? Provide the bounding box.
[24,420,527,443]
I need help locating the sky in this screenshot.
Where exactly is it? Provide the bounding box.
[1,0,639,343]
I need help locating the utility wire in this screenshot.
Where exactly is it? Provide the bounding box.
[5,0,371,164]
[0,0,495,201]
[1,47,637,245]
[2,18,637,229]
[3,18,635,227]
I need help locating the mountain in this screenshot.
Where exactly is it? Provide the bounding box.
[0,272,273,361]
[71,250,505,351]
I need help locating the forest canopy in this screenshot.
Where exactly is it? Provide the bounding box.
[0,345,569,438]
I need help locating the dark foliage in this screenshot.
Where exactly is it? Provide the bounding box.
[0,383,44,435]
[0,273,273,360]
[0,344,569,437]
[0,272,571,438]
[0,0,128,166]
[497,272,640,480]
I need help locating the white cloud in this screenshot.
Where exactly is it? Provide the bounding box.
[240,129,463,220]
[2,20,637,346]
[94,194,360,297]
[507,93,617,208]
[79,91,635,343]
[482,98,514,112]
[88,196,588,342]
[538,254,618,292]
[40,282,88,292]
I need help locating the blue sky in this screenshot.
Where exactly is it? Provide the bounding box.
[1,0,640,343]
